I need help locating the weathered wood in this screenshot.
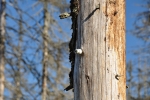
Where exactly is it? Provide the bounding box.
[74,0,126,100]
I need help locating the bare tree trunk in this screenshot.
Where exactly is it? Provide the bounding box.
[0,0,5,99]
[16,14,23,100]
[126,61,133,99]
[74,0,126,100]
[42,2,49,100]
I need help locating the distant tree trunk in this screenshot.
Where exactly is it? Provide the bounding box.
[0,0,5,99]
[74,0,126,100]
[42,2,49,100]
[16,14,23,100]
[126,61,133,99]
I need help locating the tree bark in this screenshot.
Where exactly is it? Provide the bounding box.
[42,2,49,100]
[74,0,126,100]
[0,0,5,99]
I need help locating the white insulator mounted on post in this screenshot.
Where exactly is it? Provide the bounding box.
[75,49,83,54]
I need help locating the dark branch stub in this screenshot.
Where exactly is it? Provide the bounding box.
[64,0,79,91]
[59,12,71,19]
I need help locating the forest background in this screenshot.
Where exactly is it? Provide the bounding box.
[0,0,150,100]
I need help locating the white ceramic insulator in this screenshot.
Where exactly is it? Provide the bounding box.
[75,49,82,54]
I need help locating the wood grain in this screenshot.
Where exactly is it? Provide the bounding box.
[74,0,126,100]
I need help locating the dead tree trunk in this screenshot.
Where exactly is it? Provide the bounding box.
[74,0,126,100]
[0,0,5,99]
[42,2,49,100]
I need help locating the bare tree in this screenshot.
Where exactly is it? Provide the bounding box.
[4,0,73,99]
[0,0,5,99]
[128,0,150,99]
[126,61,134,100]
[61,0,126,99]
[41,1,49,100]
[133,0,150,42]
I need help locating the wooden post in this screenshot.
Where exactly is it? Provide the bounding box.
[74,0,126,100]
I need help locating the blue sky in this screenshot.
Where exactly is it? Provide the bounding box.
[4,0,147,98]
[126,0,146,62]
[5,0,145,76]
